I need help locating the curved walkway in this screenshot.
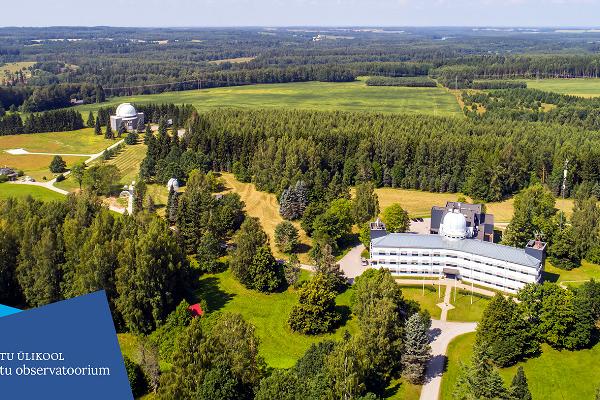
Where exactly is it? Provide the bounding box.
[6,139,127,214]
[421,319,477,400]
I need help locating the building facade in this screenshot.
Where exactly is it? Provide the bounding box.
[369,208,546,293]
[110,103,144,132]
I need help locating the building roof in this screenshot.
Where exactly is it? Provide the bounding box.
[371,233,540,268]
[116,103,138,119]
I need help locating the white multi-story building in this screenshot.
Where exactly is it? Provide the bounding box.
[369,209,546,293]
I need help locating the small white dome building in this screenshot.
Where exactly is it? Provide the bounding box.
[439,210,467,240]
[110,103,144,132]
[167,178,179,192]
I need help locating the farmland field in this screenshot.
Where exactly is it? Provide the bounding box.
[441,332,600,400]
[0,153,87,181]
[525,78,600,98]
[75,79,463,116]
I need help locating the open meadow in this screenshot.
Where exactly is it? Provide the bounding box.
[75,79,463,116]
[0,183,65,201]
[441,332,600,400]
[525,78,600,98]
[220,173,313,262]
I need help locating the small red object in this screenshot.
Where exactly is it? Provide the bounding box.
[188,303,204,317]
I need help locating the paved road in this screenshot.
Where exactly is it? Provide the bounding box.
[420,319,477,400]
[338,244,366,280]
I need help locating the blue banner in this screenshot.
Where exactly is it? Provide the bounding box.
[0,291,133,399]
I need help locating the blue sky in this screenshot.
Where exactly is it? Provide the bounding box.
[1,0,599,27]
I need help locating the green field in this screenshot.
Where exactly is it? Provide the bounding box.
[526,78,600,98]
[0,183,65,201]
[544,259,600,283]
[441,332,600,400]
[0,128,108,154]
[75,79,463,116]
[197,269,359,369]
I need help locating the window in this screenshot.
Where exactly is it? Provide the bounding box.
[390,251,397,256]
[401,251,408,256]
[433,253,441,257]
[412,252,419,256]
[423,252,430,257]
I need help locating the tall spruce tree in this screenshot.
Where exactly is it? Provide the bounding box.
[166,187,178,225]
[352,181,379,225]
[105,122,113,140]
[94,116,102,135]
[402,313,432,384]
[230,217,269,288]
[509,367,532,400]
[86,111,95,128]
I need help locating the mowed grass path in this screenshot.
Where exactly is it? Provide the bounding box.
[75,79,463,116]
[220,173,312,262]
[441,332,600,400]
[526,78,600,98]
[0,183,64,201]
[197,269,358,369]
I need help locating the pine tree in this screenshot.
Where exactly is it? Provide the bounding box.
[86,111,95,128]
[313,243,346,292]
[352,181,379,224]
[230,217,269,288]
[94,117,102,135]
[144,123,153,144]
[284,254,301,288]
[166,187,178,225]
[509,367,532,400]
[136,118,145,133]
[118,121,126,138]
[402,313,432,384]
[105,122,113,140]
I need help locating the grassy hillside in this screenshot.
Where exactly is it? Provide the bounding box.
[0,183,65,201]
[0,128,108,154]
[525,78,600,98]
[441,332,600,400]
[75,79,463,116]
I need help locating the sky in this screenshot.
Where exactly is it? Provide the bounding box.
[1,0,599,27]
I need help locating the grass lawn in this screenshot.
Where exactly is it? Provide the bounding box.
[0,128,109,154]
[543,259,600,283]
[197,269,358,369]
[0,182,65,201]
[525,78,600,98]
[446,289,491,322]
[385,377,422,400]
[441,332,600,400]
[75,78,463,116]
[0,153,87,182]
[486,196,574,224]
[399,285,443,319]
[220,173,313,263]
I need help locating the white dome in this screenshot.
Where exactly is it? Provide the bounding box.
[116,103,137,118]
[440,211,467,240]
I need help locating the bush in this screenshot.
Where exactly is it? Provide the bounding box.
[49,155,67,173]
[55,174,65,182]
[123,356,148,397]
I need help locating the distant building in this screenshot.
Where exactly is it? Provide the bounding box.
[0,167,17,181]
[110,103,144,132]
[369,204,546,293]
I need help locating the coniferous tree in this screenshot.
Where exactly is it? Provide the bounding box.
[230,217,269,288]
[118,121,126,138]
[94,116,102,135]
[136,118,145,133]
[49,155,67,173]
[86,111,95,128]
[144,123,153,144]
[284,254,301,288]
[105,122,113,140]
[313,243,346,292]
[166,187,179,225]
[402,313,432,384]
[509,367,532,400]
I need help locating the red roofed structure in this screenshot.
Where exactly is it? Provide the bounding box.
[188,303,204,317]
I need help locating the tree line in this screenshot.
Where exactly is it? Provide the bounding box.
[0,108,83,135]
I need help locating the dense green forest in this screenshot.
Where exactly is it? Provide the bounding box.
[142,108,600,202]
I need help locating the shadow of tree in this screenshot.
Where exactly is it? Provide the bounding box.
[196,276,235,313]
[543,270,560,283]
[334,305,352,330]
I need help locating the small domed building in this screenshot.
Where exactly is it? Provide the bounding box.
[110,103,144,132]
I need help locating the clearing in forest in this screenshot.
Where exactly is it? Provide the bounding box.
[525,78,600,98]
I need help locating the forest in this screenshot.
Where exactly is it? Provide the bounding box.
[141,108,600,203]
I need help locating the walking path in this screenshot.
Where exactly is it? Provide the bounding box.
[7,139,127,214]
[420,319,477,400]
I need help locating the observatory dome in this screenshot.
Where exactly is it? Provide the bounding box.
[116,103,138,119]
[440,210,467,240]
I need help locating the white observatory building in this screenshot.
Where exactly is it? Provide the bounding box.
[369,206,547,293]
[110,103,144,132]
